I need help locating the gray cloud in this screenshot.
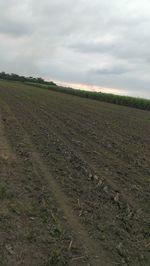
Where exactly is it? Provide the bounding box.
[90,65,130,75]
[0,0,150,98]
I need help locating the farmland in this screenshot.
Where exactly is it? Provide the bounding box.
[0,80,150,265]
[25,82,150,111]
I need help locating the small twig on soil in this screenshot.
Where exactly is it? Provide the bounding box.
[77,198,81,208]
[111,262,122,265]
[5,244,14,255]
[51,211,57,223]
[93,150,101,155]
[68,240,73,250]
[79,210,83,217]
[145,242,150,247]
[97,179,103,187]
[41,185,45,193]
[72,256,85,261]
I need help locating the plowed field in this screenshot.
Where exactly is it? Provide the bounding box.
[0,81,150,266]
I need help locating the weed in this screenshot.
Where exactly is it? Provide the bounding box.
[45,250,66,266]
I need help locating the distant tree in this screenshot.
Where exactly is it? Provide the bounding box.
[0,71,57,86]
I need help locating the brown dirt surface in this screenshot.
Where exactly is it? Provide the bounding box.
[0,80,150,266]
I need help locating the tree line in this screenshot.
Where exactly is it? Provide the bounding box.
[0,71,57,86]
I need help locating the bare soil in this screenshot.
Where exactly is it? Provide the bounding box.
[0,81,150,266]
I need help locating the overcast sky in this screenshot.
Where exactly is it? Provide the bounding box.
[0,0,150,98]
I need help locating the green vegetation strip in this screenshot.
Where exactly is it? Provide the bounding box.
[25,82,150,111]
